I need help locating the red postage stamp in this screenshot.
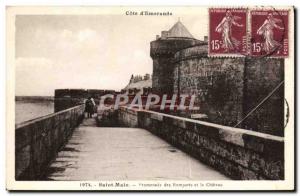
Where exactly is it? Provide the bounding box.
[250,10,289,57]
[209,8,247,56]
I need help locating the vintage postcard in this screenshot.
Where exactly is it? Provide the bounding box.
[6,6,295,191]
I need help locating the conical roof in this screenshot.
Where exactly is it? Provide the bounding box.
[168,21,194,39]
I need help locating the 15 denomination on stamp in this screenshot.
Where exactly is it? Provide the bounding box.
[250,9,289,57]
[209,8,247,56]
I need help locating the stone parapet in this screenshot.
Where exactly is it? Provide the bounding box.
[15,104,85,180]
[116,107,284,180]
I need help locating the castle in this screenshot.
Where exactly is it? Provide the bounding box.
[54,20,284,137]
[150,20,284,136]
[121,74,152,95]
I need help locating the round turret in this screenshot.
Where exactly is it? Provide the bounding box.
[150,21,204,94]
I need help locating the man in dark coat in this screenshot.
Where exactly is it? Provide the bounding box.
[85,97,94,118]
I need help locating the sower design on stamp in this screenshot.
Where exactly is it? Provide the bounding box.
[250,9,289,57]
[209,8,247,56]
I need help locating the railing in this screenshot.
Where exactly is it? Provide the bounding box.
[117,107,284,180]
[15,104,85,180]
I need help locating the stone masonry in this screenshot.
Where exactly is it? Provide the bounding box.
[151,21,284,136]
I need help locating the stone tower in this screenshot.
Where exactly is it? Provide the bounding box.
[150,20,203,95]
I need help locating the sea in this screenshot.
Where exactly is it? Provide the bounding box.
[15,97,54,124]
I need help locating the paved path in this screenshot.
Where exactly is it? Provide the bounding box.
[45,118,229,181]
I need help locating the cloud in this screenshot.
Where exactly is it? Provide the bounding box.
[61,29,73,39]
[16,58,56,96]
[77,29,97,42]
[16,57,53,68]
[15,56,134,96]
[60,28,98,43]
[15,15,210,95]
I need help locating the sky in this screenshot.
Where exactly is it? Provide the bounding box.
[15,14,208,96]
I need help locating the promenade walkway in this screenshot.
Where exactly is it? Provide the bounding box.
[45,118,229,180]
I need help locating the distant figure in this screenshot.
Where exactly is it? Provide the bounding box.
[90,97,97,114]
[257,13,284,53]
[85,97,94,118]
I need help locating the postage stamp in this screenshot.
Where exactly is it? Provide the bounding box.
[250,9,289,57]
[209,8,247,56]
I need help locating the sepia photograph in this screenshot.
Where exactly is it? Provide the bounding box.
[6,6,295,191]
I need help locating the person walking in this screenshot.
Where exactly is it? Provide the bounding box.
[85,97,94,118]
[91,97,97,115]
